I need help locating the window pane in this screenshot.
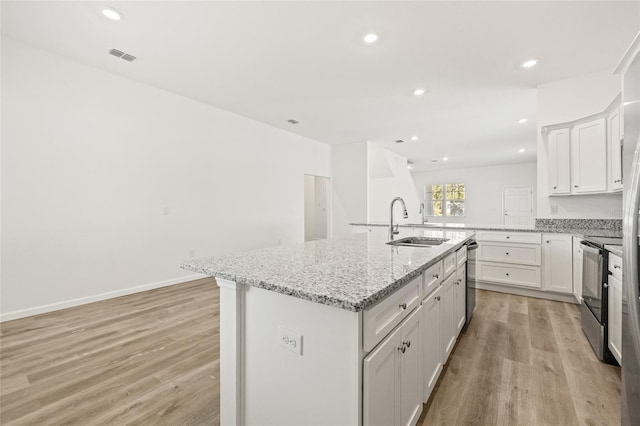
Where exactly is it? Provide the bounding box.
[446,183,465,201]
[446,201,465,217]
[433,200,443,216]
[431,184,443,201]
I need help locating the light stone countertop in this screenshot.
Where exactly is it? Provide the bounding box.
[605,244,623,258]
[180,228,475,312]
[350,222,622,238]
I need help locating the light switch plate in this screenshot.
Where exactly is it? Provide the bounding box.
[278,326,303,355]
[550,205,558,214]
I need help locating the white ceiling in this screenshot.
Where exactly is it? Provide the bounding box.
[2,1,639,172]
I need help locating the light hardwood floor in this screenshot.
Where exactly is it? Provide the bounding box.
[419,289,621,426]
[0,277,219,425]
[1,280,621,425]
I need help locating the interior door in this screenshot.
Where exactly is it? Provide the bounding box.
[503,186,533,226]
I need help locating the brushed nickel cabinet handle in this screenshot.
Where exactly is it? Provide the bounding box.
[399,303,407,310]
[436,296,441,301]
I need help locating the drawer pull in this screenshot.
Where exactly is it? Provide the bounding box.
[398,345,406,354]
[553,186,557,189]
[506,236,510,239]
[505,273,510,277]
[506,252,509,255]
[574,185,579,188]
[399,303,407,310]
[614,264,621,269]
[435,296,441,301]
[403,340,411,348]
[433,273,440,279]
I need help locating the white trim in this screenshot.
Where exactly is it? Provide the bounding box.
[475,281,577,304]
[0,274,205,322]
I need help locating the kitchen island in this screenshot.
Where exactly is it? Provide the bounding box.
[181,227,475,425]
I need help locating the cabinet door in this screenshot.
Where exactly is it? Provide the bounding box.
[572,237,583,301]
[548,128,571,194]
[441,273,457,361]
[400,307,423,426]
[571,118,607,193]
[608,106,623,191]
[455,265,466,334]
[421,287,442,403]
[608,273,623,364]
[363,325,402,426]
[542,234,573,294]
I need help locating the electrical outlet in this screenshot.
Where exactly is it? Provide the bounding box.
[550,205,558,215]
[278,327,303,355]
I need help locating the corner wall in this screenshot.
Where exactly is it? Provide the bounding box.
[1,39,332,320]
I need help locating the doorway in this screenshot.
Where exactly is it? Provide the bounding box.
[304,175,330,242]
[503,186,534,226]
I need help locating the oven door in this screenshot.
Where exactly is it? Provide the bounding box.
[581,241,604,323]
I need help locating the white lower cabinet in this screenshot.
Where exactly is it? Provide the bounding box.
[454,266,466,334]
[441,273,457,361]
[608,253,623,365]
[421,286,442,402]
[363,306,423,426]
[542,234,573,294]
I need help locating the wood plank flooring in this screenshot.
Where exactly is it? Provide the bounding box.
[0,278,219,425]
[419,289,621,426]
[1,280,621,425]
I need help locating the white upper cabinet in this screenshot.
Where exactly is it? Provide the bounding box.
[570,118,607,194]
[608,106,623,191]
[547,128,572,194]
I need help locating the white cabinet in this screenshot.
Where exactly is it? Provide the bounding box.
[441,273,457,362]
[422,261,443,298]
[363,306,423,426]
[608,106,623,191]
[547,128,571,194]
[570,118,607,194]
[542,234,573,294]
[421,287,442,403]
[572,237,584,301]
[608,253,623,365]
[454,266,466,334]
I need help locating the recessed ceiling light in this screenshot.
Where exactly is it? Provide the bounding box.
[518,118,528,124]
[407,165,412,170]
[102,7,122,20]
[443,157,449,161]
[413,88,425,96]
[411,136,418,141]
[519,148,525,153]
[521,59,538,68]
[364,33,378,44]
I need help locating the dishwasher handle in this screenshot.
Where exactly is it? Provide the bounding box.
[580,240,603,255]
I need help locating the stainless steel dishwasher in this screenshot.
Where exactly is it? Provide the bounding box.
[464,239,479,329]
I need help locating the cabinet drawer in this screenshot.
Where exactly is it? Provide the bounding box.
[477,261,541,289]
[422,261,443,299]
[443,253,456,278]
[477,243,541,266]
[363,276,421,352]
[475,231,541,244]
[456,245,467,267]
[609,253,622,280]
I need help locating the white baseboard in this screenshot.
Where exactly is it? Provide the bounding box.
[0,274,207,322]
[475,281,578,304]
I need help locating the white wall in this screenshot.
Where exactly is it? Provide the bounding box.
[412,162,537,225]
[537,70,623,218]
[368,144,421,224]
[332,142,368,238]
[1,39,332,320]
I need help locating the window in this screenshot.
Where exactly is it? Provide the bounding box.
[425,183,465,217]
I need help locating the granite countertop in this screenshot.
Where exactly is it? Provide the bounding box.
[605,244,623,258]
[350,222,622,238]
[181,228,475,312]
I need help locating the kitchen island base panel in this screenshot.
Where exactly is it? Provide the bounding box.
[474,281,578,304]
[217,279,362,426]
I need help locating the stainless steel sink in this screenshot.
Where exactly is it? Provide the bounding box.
[387,236,449,247]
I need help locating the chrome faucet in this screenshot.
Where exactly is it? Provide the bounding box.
[419,202,426,223]
[389,197,409,241]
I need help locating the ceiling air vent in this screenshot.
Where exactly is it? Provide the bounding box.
[109,49,125,58]
[109,49,137,62]
[395,139,405,144]
[287,119,299,124]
